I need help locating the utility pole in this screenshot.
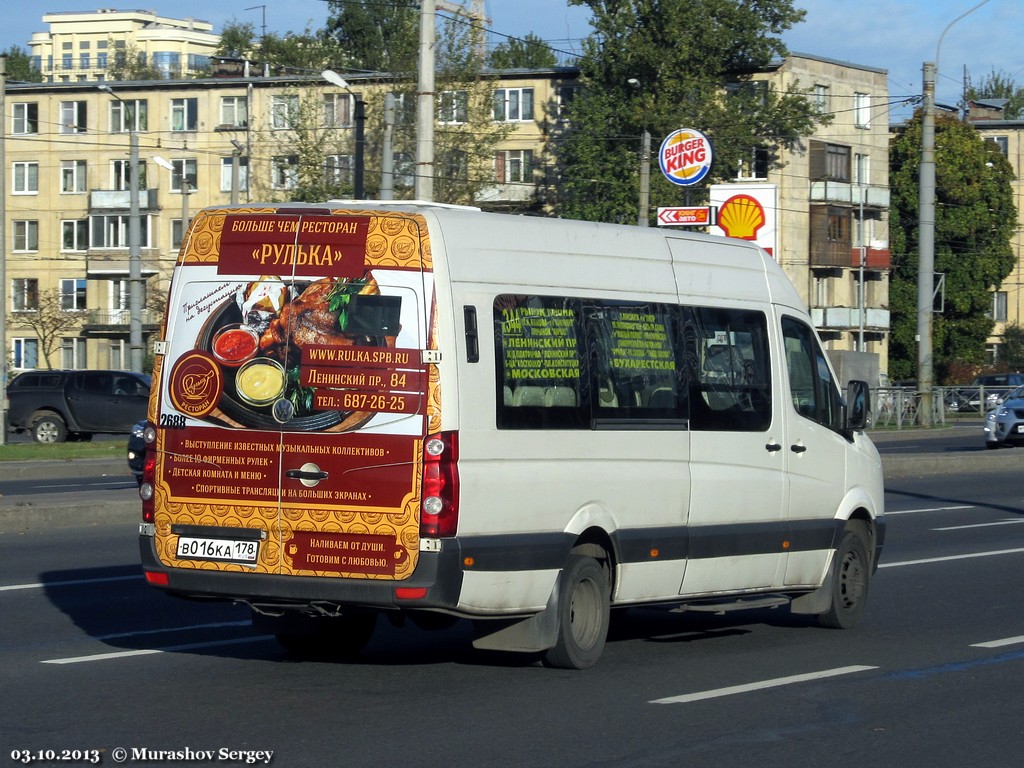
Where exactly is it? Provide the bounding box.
[416,0,436,201]
[918,0,991,426]
[380,94,396,200]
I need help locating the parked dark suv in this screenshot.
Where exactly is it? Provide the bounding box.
[6,370,151,443]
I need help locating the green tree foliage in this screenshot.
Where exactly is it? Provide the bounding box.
[888,113,1017,382]
[215,21,340,74]
[553,0,825,223]
[325,1,421,74]
[999,324,1024,371]
[489,33,558,69]
[965,69,1024,120]
[2,46,43,82]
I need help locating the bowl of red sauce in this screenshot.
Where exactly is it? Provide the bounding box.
[211,323,259,366]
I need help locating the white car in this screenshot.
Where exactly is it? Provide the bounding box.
[984,385,1024,448]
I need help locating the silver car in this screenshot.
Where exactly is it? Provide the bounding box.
[984,385,1024,448]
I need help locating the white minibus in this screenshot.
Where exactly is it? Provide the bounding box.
[138,202,884,669]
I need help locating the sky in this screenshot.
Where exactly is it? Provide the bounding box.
[3,1,1020,121]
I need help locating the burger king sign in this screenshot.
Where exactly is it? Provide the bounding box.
[658,128,713,186]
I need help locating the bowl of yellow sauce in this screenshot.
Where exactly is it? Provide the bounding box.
[235,357,286,407]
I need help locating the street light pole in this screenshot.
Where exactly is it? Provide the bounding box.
[917,0,991,425]
[321,70,366,199]
[98,84,144,373]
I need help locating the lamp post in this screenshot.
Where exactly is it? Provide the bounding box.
[320,70,366,199]
[230,139,245,205]
[627,78,651,227]
[152,156,190,246]
[918,0,991,425]
[98,84,144,373]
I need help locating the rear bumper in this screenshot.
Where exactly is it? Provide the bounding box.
[139,534,466,613]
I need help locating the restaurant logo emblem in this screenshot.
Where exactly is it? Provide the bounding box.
[169,352,223,418]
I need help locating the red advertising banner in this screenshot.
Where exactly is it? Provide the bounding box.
[217,215,370,278]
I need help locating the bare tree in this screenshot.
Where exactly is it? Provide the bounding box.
[7,290,84,369]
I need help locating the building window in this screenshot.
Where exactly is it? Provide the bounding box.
[112,159,147,191]
[61,338,87,369]
[61,160,88,193]
[737,148,769,180]
[556,85,579,121]
[171,98,199,132]
[61,278,87,311]
[62,220,89,251]
[810,206,852,268]
[494,88,534,122]
[854,153,870,186]
[153,51,181,78]
[854,92,871,128]
[220,156,249,193]
[12,278,39,311]
[271,155,299,190]
[108,99,147,132]
[13,162,39,194]
[12,103,38,134]
[13,221,39,252]
[985,136,1009,156]
[13,339,39,369]
[271,95,299,129]
[813,84,830,114]
[323,93,352,127]
[495,150,534,183]
[90,214,151,248]
[992,291,1008,322]
[324,155,353,185]
[438,90,468,124]
[810,141,851,182]
[220,95,248,128]
[168,159,198,191]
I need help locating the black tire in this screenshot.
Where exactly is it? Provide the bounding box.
[543,554,610,670]
[254,612,377,659]
[818,522,871,629]
[32,414,67,444]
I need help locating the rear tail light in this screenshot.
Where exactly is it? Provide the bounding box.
[420,431,459,537]
[140,422,157,523]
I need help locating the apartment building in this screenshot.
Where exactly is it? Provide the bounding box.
[28,9,219,82]
[967,112,1024,362]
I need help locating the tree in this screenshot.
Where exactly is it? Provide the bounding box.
[215,20,340,74]
[553,0,826,223]
[489,33,558,69]
[7,290,83,369]
[965,69,1024,120]
[325,1,420,74]
[999,324,1024,371]
[2,45,43,83]
[887,113,1017,382]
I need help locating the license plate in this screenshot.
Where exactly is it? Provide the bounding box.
[176,536,259,564]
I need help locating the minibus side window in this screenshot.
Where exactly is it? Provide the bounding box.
[584,301,687,421]
[782,316,843,431]
[683,307,771,432]
[494,294,589,429]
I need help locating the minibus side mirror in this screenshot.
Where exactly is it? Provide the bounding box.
[846,379,870,431]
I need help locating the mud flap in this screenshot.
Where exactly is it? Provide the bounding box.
[471,573,561,654]
[789,551,836,615]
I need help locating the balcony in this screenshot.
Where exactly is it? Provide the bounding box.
[85,252,163,278]
[811,246,892,270]
[810,307,891,331]
[81,308,162,334]
[809,181,889,209]
[89,189,159,211]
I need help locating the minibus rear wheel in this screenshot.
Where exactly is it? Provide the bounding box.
[818,521,871,629]
[543,554,610,670]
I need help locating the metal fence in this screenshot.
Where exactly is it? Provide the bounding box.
[869,385,1014,429]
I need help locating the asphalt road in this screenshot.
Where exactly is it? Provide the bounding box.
[1,467,1023,767]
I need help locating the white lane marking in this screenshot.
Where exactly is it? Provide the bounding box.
[0,575,139,592]
[934,520,1024,532]
[880,547,1024,568]
[972,636,1024,649]
[649,665,877,705]
[885,505,974,516]
[96,620,251,641]
[42,635,272,665]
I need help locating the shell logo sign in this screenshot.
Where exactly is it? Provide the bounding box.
[658,128,714,186]
[709,184,778,258]
[717,194,766,240]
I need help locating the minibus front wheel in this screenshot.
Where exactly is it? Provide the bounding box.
[543,554,611,670]
[818,521,871,630]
